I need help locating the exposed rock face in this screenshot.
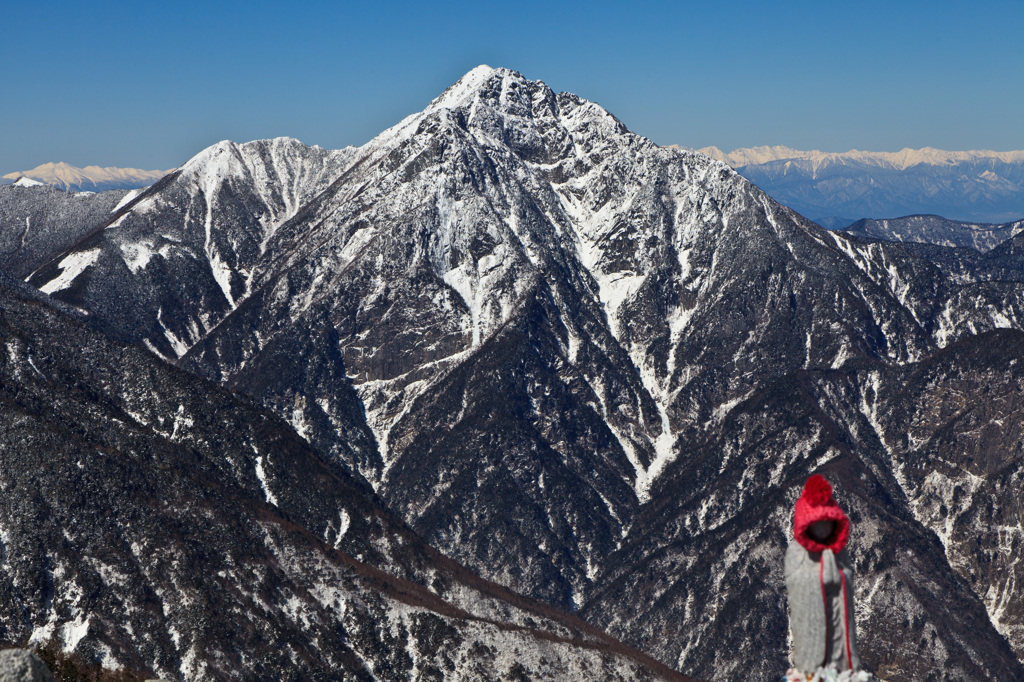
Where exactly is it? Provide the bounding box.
[872,331,1024,664]
[839,229,1024,294]
[583,352,1024,681]
[0,278,689,682]
[18,67,1024,679]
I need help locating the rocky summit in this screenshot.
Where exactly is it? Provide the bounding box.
[7,66,1024,679]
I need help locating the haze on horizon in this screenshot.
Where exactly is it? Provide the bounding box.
[3,0,1022,172]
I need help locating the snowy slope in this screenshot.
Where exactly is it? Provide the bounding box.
[843,214,1024,252]
[24,66,1024,680]
[0,276,689,682]
[0,183,130,278]
[25,137,352,354]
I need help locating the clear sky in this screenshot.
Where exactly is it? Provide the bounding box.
[3,0,1022,171]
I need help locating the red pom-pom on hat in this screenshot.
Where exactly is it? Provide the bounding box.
[802,474,833,506]
[793,474,850,553]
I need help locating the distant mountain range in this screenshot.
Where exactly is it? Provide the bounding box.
[700,145,1024,170]
[693,145,1024,225]
[2,161,171,192]
[5,67,1024,680]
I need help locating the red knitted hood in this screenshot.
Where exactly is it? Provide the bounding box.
[793,474,850,553]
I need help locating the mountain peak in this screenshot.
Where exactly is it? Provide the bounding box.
[426,65,531,114]
[368,66,565,153]
[12,176,45,187]
[14,66,1024,681]
[2,161,172,192]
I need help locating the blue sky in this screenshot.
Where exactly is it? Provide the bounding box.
[3,0,1022,171]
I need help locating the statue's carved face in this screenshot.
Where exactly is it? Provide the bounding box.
[808,520,836,542]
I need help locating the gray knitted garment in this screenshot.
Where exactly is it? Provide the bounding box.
[785,540,862,673]
[0,649,55,682]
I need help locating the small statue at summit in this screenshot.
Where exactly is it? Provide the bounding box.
[784,474,871,681]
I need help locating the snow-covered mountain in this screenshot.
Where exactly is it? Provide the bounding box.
[0,272,688,681]
[2,161,171,192]
[694,145,1024,224]
[843,214,1024,252]
[16,66,1024,680]
[699,145,1024,171]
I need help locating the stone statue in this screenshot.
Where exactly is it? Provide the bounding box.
[784,474,868,681]
[0,649,56,682]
